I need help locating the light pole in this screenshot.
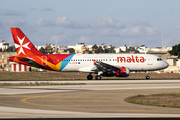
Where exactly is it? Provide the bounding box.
[1,39,5,71]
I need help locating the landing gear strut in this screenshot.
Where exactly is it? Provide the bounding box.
[87,73,93,80]
[145,71,150,79]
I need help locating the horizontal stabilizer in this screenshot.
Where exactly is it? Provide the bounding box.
[17,57,33,64]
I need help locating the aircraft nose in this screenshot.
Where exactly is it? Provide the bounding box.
[163,61,169,68]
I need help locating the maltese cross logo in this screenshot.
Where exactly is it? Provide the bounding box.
[15,36,30,55]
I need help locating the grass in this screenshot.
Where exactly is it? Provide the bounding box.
[0,71,180,80]
[124,93,180,108]
[0,82,86,86]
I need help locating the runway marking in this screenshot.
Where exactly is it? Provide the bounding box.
[51,96,117,98]
[18,88,180,113]
[28,100,111,102]
[53,104,132,107]
[47,93,82,96]
[81,92,136,95]
[21,96,50,106]
[20,94,119,107]
[21,97,132,107]
[50,92,127,95]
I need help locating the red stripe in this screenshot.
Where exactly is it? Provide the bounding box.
[14,64,16,71]
[19,64,21,71]
[24,65,26,71]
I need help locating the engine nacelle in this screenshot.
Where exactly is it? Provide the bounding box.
[101,67,130,77]
[114,67,130,77]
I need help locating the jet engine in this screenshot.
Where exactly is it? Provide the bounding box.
[101,67,130,77]
[114,67,130,77]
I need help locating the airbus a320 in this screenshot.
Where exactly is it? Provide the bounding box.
[8,28,169,80]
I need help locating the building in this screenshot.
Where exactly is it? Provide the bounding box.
[119,45,127,52]
[150,46,172,53]
[68,43,85,54]
[86,45,93,51]
[137,45,150,53]
[114,47,121,53]
[10,62,27,72]
[0,42,10,49]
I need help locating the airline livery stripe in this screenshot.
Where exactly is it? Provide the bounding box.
[60,54,74,71]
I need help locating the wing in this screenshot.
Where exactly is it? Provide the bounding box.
[92,59,119,72]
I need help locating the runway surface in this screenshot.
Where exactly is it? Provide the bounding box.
[0,79,180,118]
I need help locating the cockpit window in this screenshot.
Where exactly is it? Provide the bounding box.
[157,58,162,61]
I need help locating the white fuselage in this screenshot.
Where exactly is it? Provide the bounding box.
[61,54,169,72]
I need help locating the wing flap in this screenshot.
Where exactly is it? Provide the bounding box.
[92,59,116,72]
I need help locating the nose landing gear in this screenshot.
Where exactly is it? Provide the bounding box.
[145,71,150,79]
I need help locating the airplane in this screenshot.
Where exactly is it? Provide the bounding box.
[8,28,169,80]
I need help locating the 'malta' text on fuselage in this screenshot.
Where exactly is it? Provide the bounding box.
[117,55,145,63]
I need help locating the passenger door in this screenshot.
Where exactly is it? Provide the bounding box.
[147,56,153,65]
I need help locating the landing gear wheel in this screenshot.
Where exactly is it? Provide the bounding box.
[146,76,150,79]
[87,75,93,80]
[145,71,150,80]
[95,75,101,80]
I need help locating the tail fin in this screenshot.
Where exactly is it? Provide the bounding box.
[11,28,43,56]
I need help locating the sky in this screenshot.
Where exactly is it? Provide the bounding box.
[0,0,180,48]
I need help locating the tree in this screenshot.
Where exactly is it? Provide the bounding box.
[99,46,103,53]
[92,44,99,53]
[39,47,46,54]
[0,46,16,52]
[44,44,53,54]
[5,46,16,52]
[169,44,180,58]
[109,47,115,53]
[92,44,104,53]
[67,48,75,53]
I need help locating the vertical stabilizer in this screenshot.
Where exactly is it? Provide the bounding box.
[11,28,43,56]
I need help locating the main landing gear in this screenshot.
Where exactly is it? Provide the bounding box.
[87,74,93,80]
[87,74,102,80]
[95,75,101,80]
[145,71,150,79]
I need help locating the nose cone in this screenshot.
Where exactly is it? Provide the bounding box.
[163,61,169,69]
